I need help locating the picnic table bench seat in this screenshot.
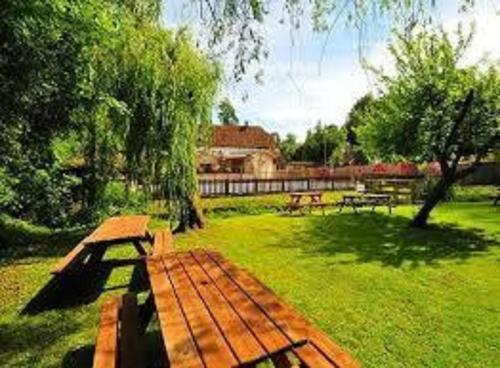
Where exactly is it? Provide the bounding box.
[152,229,174,256]
[93,293,143,368]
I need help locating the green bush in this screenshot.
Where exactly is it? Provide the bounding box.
[93,181,149,220]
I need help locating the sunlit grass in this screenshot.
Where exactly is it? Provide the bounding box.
[0,201,499,367]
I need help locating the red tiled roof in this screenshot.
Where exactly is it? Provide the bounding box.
[212,125,276,149]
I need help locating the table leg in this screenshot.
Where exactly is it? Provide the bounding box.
[86,245,107,267]
[133,240,148,256]
[139,292,156,335]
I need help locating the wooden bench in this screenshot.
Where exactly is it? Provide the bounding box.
[152,229,174,256]
[93,293,143,368]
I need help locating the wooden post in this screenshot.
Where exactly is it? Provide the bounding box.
[225,179,229,196]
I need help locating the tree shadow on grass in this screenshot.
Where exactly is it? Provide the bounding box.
[0,312,82,367]
[22,259,149,315]
[0,226,89,265]
[276,212,498,268]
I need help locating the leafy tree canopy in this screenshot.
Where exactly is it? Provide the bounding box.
[0,0,219,228]
[358,26,500,226]
[218,98,239,124]
[279,133,300,162]
[294,122,344,164]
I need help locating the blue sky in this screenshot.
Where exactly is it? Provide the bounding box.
[163,1,500,140]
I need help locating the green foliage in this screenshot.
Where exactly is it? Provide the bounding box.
[217,97,239,124]
[279,133,300,162]
[93,181,150,219]
[358,26,500,225]
[359,27,499,164]
[0,0,219,228]
[345,93,375,146]
[295,122,344,164]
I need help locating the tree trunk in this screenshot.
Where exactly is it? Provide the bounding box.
[411,176,452,228]
[174,196,204,233]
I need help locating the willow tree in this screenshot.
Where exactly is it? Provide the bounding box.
[1,0,218,229]
[118,24,219,230]
[358,27,500,227]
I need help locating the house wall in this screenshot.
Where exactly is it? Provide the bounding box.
[243,152,276,179]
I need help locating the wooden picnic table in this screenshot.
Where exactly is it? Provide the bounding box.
[52,215,153,275]
[287,191,325,214]
[84,215,152,255]
[338,193,393,214]
[144,249,358,368]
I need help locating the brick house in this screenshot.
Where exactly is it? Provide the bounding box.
[197,124,282,178]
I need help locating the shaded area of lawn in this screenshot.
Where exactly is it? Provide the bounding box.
[279,211,495,268]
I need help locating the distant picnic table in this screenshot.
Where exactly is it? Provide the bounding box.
[52,215,153,275]
[286,191,326,214]
[337,193,394,214]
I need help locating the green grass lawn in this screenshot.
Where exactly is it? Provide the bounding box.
[0,201,499,367]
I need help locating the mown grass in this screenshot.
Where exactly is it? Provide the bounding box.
[0,194,499,367]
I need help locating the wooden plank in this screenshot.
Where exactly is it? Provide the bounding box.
[191,251,293,356]
[153,230,175,256]
[51,241,90,274]
[146,257,203,368]
[86,216,150,244]
[93,297,120,368]
[207,251,359,368]
[164,254,238,368]
[120,293,143,368]
[178,252,266,364]
[294,343,340,368]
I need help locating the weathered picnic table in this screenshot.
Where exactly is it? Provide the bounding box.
[52,215,153,275]
[287,191,326,214]
[337,193,393,214]
[134,249,358,368]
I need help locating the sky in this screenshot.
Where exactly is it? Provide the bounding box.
[163,1,500,141]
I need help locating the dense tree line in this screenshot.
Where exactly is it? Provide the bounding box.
[0,0,219,228]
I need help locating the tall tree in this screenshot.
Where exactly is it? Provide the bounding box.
[218,98,239,124]
[345,93,375,146]
[0,0,219,228]
[279,133,300,162]
[296,122,344,164]
[359,27,500,227]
